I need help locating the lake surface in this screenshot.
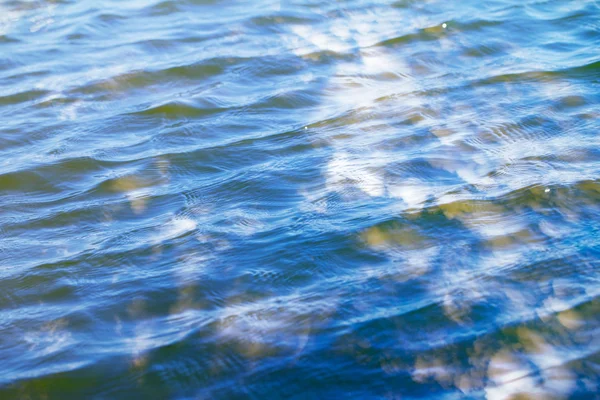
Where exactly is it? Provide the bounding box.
[1,0,600,398]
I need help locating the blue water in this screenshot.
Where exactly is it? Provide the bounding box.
[1,0,600,398]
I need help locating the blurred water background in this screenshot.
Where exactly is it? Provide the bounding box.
[1,0,600,398]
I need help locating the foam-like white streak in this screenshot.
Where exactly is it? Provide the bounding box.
[388,184,431,209]
[325,152,385,197]
[0,7,23,36]
[290,24,350,55]
[485,350,541,400]
[150,217,197,245]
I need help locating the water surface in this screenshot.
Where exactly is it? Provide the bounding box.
[1,0,600,398]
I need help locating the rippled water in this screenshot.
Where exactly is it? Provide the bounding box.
[1,0,600,398]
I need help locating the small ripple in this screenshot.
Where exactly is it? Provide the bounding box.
[128,99,228,120]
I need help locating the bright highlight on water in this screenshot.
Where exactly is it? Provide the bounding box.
[1,0,599,398]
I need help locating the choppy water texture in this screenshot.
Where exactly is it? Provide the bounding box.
[1,0,600,398]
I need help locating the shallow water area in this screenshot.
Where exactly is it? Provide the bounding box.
[1,0,600,398]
